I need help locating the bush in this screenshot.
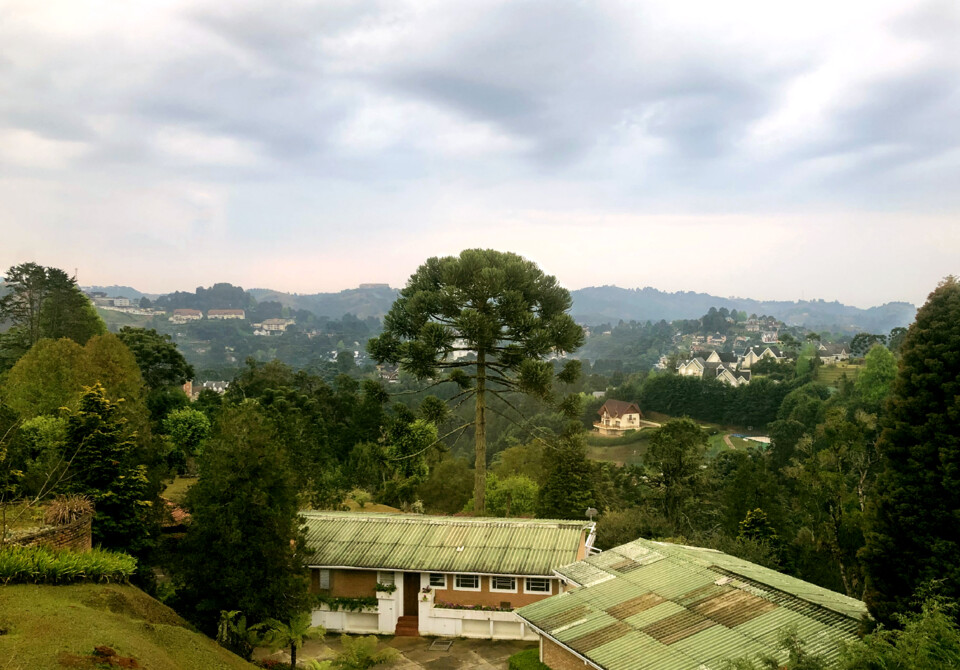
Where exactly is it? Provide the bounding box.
[508,648,550,670]
[0,545,136,585]
[43,495,94,526]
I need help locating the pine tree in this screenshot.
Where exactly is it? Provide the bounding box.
[537,435,597,520]
[861,277,960,625]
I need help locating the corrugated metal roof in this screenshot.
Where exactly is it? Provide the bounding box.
[300,511,591,576]
[518,537,869,669]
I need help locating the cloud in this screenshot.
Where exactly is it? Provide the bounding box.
[0,0,957,304]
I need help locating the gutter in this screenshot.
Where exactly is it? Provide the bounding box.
[514,617,605,670]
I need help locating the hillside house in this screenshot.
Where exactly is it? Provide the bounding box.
[253,318,295,335]
[594,399,643,436]
[818,343,850,364]
[208,309,245,320]
[302,512,595,640]
[740,346,785,369]
[517,537,868,670]
[169,308,202,323]
[677,351,751,387]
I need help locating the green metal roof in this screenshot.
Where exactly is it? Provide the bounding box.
[300,511,591,576]
[517,538,869,670]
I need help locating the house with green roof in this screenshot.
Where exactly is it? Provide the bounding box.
[516,538,868,669]
[300,511,595,640]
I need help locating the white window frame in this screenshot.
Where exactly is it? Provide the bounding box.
[453,574,481,592]
[429,573,447,589]
[318,569,330,590]
[490,576,517,593]
[524,577,552,594]
[377,571,395,586]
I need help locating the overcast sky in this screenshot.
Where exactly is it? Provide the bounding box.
[1,0,957,307]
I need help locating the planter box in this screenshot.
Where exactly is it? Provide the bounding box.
[431,607,518,622]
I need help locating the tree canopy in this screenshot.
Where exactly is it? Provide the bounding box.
[367,249,583,512]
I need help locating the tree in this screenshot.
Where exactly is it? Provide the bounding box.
[2,338,91,418]
[216,610,263,661]
[163,407,211,456]
[887,326,908,354]
[850,333,887,357]
[861,277,960,626]
[483,474,539,517]
[262,612,324,670]
[0,263,104,367]
[537,435,597,520]
[116,327,194,389]
[644,419,708,528]
[175,402,309,632]
[308,635,401,670]
[367,250,583,512]
[856,345,897,409]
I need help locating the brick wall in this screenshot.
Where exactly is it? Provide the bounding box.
[312,568,378,598]
[542,636,591,670]
[11,514,93,552]
[431,575,558,610]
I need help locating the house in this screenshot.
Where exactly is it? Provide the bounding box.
[706,332,727,346]
[301,511,595,640]
[818,343,850,364]
[208,309,245,320]
[594,399,643,436]
[517,537,868,670]
[740,346,785,369]
[677,352,750,387]
[761,330,779,344]
[253,318,295,335]
[169,308,202,323]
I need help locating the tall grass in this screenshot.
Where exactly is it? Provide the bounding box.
[0,545,137,585]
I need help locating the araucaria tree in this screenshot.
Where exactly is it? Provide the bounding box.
[861,277,960,626]
[367,250,583,512]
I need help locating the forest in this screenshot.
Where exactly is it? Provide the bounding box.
[2,256,960,669]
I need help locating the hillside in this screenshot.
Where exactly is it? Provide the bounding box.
[248,285,398,320]
[570,285,916,332]
[0,583,257,670]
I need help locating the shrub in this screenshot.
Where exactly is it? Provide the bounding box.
[0,545,136,585]
[508,649,549,670]
[43,495,94,526]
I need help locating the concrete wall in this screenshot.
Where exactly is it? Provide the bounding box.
[11,514,92,552]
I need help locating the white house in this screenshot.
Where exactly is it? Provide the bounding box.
[594,399,644,436]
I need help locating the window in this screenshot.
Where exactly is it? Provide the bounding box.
[429,573,446,588]
[318,569,330,590]
[454,574,480,591]
[525,578,551,594]
[490,576,517,592]
[377,571,395,586]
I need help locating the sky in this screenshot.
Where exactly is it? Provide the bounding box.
[1,0,958,308]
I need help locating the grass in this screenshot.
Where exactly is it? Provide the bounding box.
[0,583,258,670]
[95,306,156,330]
[161,476,196,505]
[817,363,862,387]
[0,546,136,585]
[587,430,653,466]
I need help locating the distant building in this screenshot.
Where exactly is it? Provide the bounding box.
[208,309,245,320]
[169,309,203,324]
[358,283,391,289]
[113,297,131,307]
[595,399,643,436]
[818,343,850,364]
[253,318,295,335]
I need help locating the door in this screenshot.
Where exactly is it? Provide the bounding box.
[403,572,419,616]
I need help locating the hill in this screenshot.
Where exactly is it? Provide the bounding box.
[570,285,916,332]
[0,583,257,670]
[247,285,399,320]
[82,285,160,301]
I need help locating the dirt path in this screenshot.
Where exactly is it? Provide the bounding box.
[723,434,734,449]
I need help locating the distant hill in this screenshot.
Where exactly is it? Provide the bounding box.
[248,285,399,320]
[0,583,257,670]
[570,286,916,333]
[83,285,160,300]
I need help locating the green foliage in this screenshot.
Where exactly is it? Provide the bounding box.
[0,545,136,585]
[163,407,211,456]
[368,249,583,512]
[850,333,887,357]
[861,277,960,626]
[261,612,324,670]
[738,508,778,544]
[417,457,473,514]
[856,345,897,408]
[116,326,195,389]
[481,473,539,517]
[538,435,598,520]
[508,648,550,670]
[216,609,264,660]
[315,594,378,612]
[175,402,309,633]
[644,419,709,527]
[839,598,960,670]
[3,338,92,418]
[313,635,400,670]
[594,507,672,550]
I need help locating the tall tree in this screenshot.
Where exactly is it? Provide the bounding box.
[856,344,897,409]
[175,402,309,632]
[861,277,960,626]
[537,434,597,520]
[116,327,194,389]
[367,250,583,512]
[644,418,709,529]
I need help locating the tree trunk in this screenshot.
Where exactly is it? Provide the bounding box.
[474,350,486,513]
[290,643,296,669]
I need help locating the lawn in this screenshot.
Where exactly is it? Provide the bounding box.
[0,583,258,670]
[161,476,196,505]
[817,363,862,387]
[587,430,653,466]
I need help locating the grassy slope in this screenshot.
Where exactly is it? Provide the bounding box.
[0,584,257,670]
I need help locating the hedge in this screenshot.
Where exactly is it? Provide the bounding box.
[508,648,550,670]
[0,545,137,585]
